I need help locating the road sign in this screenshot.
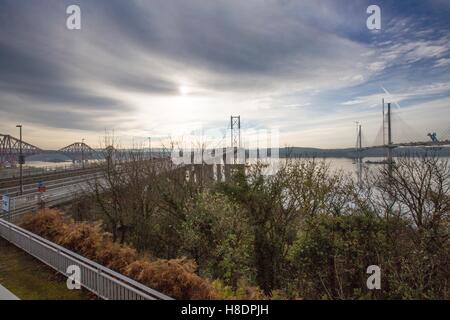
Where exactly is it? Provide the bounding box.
[2,194,10,213]
[37,181,46,193]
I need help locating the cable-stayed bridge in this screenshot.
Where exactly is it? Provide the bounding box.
[355,102,450,154]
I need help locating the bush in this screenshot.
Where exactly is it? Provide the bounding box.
[20,210,217,300]
[212,279,267,300]
[181,192,253,288]
[288,211,389,299]
[95,241,138,272]
[124,258,216,300]
[56,222,103,258]
[21,209,65,240]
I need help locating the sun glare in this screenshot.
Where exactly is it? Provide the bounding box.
[179,85,189,96]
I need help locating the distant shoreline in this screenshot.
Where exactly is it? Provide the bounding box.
[279,146,450,158]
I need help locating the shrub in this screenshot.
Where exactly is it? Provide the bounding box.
[20,210,217,300]
[124,258,217,300]
[212,279,267,300]
[181,192,253,288]
[21,209,65,240]
[95,241,138,272]
[56,222,103,258]
[287,211,389,299]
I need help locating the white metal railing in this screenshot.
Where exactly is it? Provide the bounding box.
[0,176,108,218]
[0,218,173,300]
[1,189,79,218]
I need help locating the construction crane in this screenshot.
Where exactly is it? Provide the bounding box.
[427,132,439,143]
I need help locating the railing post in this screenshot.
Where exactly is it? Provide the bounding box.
[97,269,101,297]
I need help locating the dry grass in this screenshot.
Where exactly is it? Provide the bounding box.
[20,210,217,300]
[0,238,92,300]
[95,241,138,272]
[57,223,103,258]
[124,258,217,300]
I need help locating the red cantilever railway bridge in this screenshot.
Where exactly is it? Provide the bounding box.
[0,134,97,166]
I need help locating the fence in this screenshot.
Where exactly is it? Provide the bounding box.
[0,161,103,179]
[1,185,82,219]
[0,218,172,300]
[0,173,107,219]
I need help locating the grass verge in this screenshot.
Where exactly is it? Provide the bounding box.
[0,238,92,300]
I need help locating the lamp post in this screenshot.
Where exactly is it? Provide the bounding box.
[148,137,152,159]
[81,138,85,169]
[16,125,23,195]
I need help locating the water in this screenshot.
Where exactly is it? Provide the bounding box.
[3,157,448,181]
[320,157,450,183]
[0,160,100,180]
[25,161,74,169]
[259,156,450,179]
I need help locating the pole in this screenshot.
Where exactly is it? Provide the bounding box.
[148,137,152,159]
[16,125,23,195]
[20,126,22,195]
[81,139,85,169]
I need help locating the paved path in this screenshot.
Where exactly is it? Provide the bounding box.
[0,283,19,300]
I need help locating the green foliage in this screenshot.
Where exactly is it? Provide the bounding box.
[288,212,389,299]
[75,156,449,299]
[181,192,254,288]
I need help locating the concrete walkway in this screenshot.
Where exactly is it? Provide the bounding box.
[0,283,19,300]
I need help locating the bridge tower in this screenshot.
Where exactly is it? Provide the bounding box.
[230,116,241,164]
[355,122,363,184]
[355,121,363,161]
[358,124,362,165]
[387,102,393,163]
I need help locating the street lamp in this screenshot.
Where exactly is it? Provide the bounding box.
[148,137,152,159]
[16,125,23,195]
[81,138,85,169]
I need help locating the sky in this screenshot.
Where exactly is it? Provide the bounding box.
[0,0,449,149]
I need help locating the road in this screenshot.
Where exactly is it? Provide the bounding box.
[1,173,104,218]
[0,172,102,197]
[1,158,170,218]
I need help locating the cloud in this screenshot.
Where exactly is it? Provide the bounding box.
[434,58,450,67]
[0,0,449,148]
[341,99,365,106]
